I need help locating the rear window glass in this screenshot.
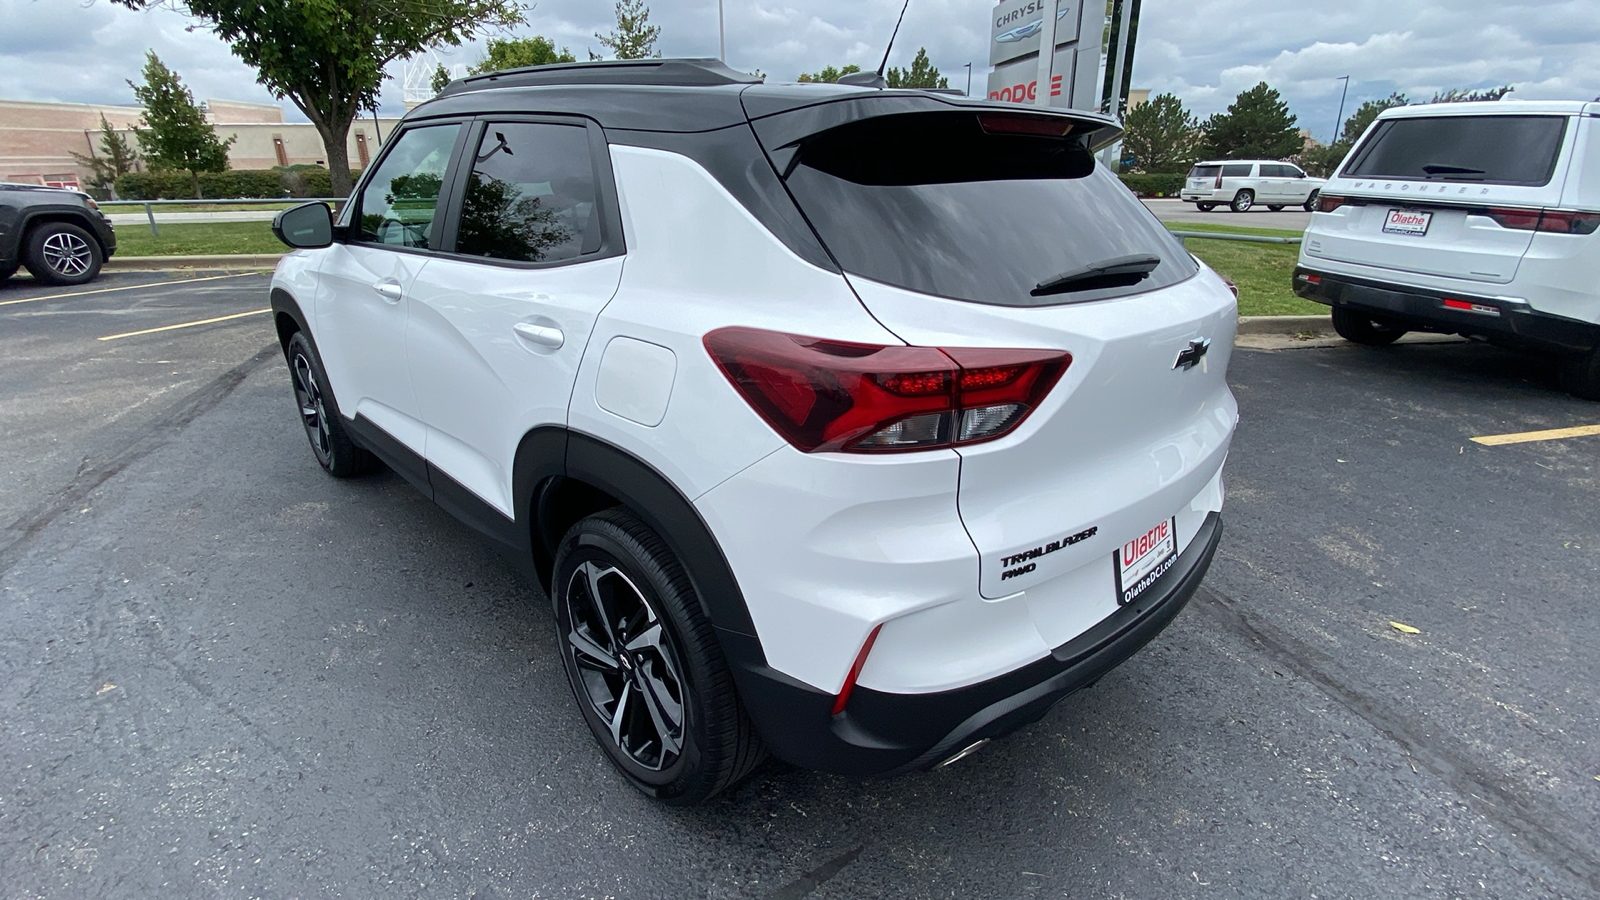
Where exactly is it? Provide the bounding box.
[784,113,1196,308]
[1189,165,1221,178]
[1344,115,1568,186]
[1221,164,1252,177]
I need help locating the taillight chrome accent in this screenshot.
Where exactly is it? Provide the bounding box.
[704,327,1071,453]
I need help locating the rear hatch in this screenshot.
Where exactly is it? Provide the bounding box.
[749,98,1236,624]
[1306,113,1575,284]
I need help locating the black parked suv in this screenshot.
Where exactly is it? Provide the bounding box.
[0,183,117,285]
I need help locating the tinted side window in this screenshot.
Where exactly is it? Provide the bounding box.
[1283,165,1306,178]
[1189,165,1221,178]
[1345,115,1568,186]
[1221,164,1253,177]
[454,122,599,264]
[357,124,461,248]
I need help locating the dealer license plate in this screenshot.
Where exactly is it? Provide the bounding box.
[1115,517,1179,606]
[1383,209,1433,236]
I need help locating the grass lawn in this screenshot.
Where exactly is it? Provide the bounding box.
[114,221,284,257]
[1172,223,1326,317]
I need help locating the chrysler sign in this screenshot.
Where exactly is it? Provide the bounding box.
[990,0,1082,66]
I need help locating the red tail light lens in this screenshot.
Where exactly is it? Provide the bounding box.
[1316,193,1346,213]
[832,623,883,716]
[1485,207,1542,230]
[1536,210,1600,235]
[704,327,1071,453]
[1213,173,1223,189]
[977,113,1073,137]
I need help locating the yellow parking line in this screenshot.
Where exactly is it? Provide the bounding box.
[0,272,255,307]
[1471,424,1600,446]
[98,308,270,342]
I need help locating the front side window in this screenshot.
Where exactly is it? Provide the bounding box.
[356,124,461,249]
[453,122,600,264]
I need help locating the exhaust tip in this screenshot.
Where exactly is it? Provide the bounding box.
[937,738,990,768]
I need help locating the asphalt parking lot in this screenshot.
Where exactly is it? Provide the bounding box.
[1143,198,1311,230]
[2,273,1598,898]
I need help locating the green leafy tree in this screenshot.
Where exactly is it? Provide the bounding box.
[128,51,234,198]
[1201,82,1302,160]
[110,0,524,198]
[886,48,948,89]
[798,64,861,83]
[1120,93,1200,173]
[1339,92,1408,145]
[70,114,140,199]
[470,35,577,74]
[1431,85,1513,103]
[431,64,453,95]
[596,0,661,60]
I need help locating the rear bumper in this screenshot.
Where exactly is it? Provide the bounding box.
[724,511,1223,776]
[1293,266,1600,354]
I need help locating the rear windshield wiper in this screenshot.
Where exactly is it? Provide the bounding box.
[1032,254,1161,297]
[1421,163,1486,178]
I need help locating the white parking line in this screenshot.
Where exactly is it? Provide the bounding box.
[0,272,255,307]
[98,308,270,342]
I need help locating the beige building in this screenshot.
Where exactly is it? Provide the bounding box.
[0,97,399,190]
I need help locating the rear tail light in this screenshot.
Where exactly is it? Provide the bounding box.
[978,113,1073,137]
[1483,207,1600,234]
[1485,207,1541,230]
[1214,173,1223,189]
[832,623,883,716]
[704,327,1071,453]
[1316,194,1346,213]
[1221,277,1239,299]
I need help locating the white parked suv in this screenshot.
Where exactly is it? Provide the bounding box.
[1182,159,1324,212]
[268,59,1238,803]
[1294,100,1600,399]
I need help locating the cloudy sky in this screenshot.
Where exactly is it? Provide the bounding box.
[3,0,1597,143]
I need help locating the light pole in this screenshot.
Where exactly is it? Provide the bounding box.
[1332,75,1350,144]
[963,62,972,97]
[718,0,725,61]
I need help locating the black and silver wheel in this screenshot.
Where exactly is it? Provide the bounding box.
[553,510,764,804]
[285,331,374,477]
[1303,190,1320,212]
[1197,202,1217,212]
[24,222,102,285]
[1332,307,1408,347]
[1230,190,1255,212]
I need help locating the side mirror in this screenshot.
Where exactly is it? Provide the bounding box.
[272,201,334,249]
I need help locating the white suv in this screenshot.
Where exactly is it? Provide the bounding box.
[1294,100,1600,399]
[1182,159,1324,212]
[268,59,1238,804]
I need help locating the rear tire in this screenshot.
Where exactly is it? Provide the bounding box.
[1197,202,1217,212]
[1268,204,1286,211]
[1304,191,1320,212]
[285,331,375,477]
[1559,347,1600,401]
[1230,190,1255,212]
[1332,307,1408,347]
[0,260,17,283]
[23,221,102,285]
[553,510,766,805]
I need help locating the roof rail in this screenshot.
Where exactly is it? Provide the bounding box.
[439,58,760,96]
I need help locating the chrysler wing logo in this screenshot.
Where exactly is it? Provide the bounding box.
[1174,338,1210,371]
[996,6,1072,42]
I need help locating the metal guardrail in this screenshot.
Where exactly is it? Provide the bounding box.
[100,197,344,236]
[1167,229,1303,245]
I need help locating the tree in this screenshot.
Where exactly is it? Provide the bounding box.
[1201,82,1302,160]
[1338,92,1408,145]
[886,48,948,89]
[1120,93,1200,173]
[469,36,577,74]
[128,51,233,198]
[70,114,140,199]
[431,64,453,95]
[798,64,861,83]
[110,0,524,198]
[596,0,660,60]
[1431,85,1513,103]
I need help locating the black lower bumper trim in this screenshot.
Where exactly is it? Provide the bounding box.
[1292,266,1600,354]
[726,512,1223,776]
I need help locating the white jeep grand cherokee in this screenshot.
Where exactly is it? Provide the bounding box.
[268,59,1238,804]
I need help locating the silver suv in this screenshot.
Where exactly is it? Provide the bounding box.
[1182,160,1324,213]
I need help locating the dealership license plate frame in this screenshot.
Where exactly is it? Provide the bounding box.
[1114,517,1180,607]
[1383,208,1434,237]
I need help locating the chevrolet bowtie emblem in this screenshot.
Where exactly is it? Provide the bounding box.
[1174,338,1210,371]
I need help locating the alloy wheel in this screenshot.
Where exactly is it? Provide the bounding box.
[42,231,93,277]
[291,351,331,463]
[563,560,687,771]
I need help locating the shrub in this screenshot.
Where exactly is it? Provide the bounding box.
[1117,173,1187,198]
[113,167,361,200]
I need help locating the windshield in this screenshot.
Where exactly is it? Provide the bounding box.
[1343,115,1568,186]
[784,112,1196,308]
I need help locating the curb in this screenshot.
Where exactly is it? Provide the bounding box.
[106,254,283,271]
[1236,314,1332,335]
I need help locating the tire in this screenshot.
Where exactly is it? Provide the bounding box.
[553,509,766,805]
[23,221,102,285]
[1268,204,1286,211]
[1559,347,1600,401]
[0,260,17,283]
[1304,190,1320,212]
[1229,190,1255,212]
[284,331,375,477]
[1197,202,1217,212]
[1332,307,1408,347]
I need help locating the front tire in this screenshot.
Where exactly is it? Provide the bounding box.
[1197,202,1217,212]
[553,510,765,805]
[1332,307,1408,347]
[285,331,375,477]
[24,221,102,285]
[1230,190,1255,212]
[1559,347,1600,401]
